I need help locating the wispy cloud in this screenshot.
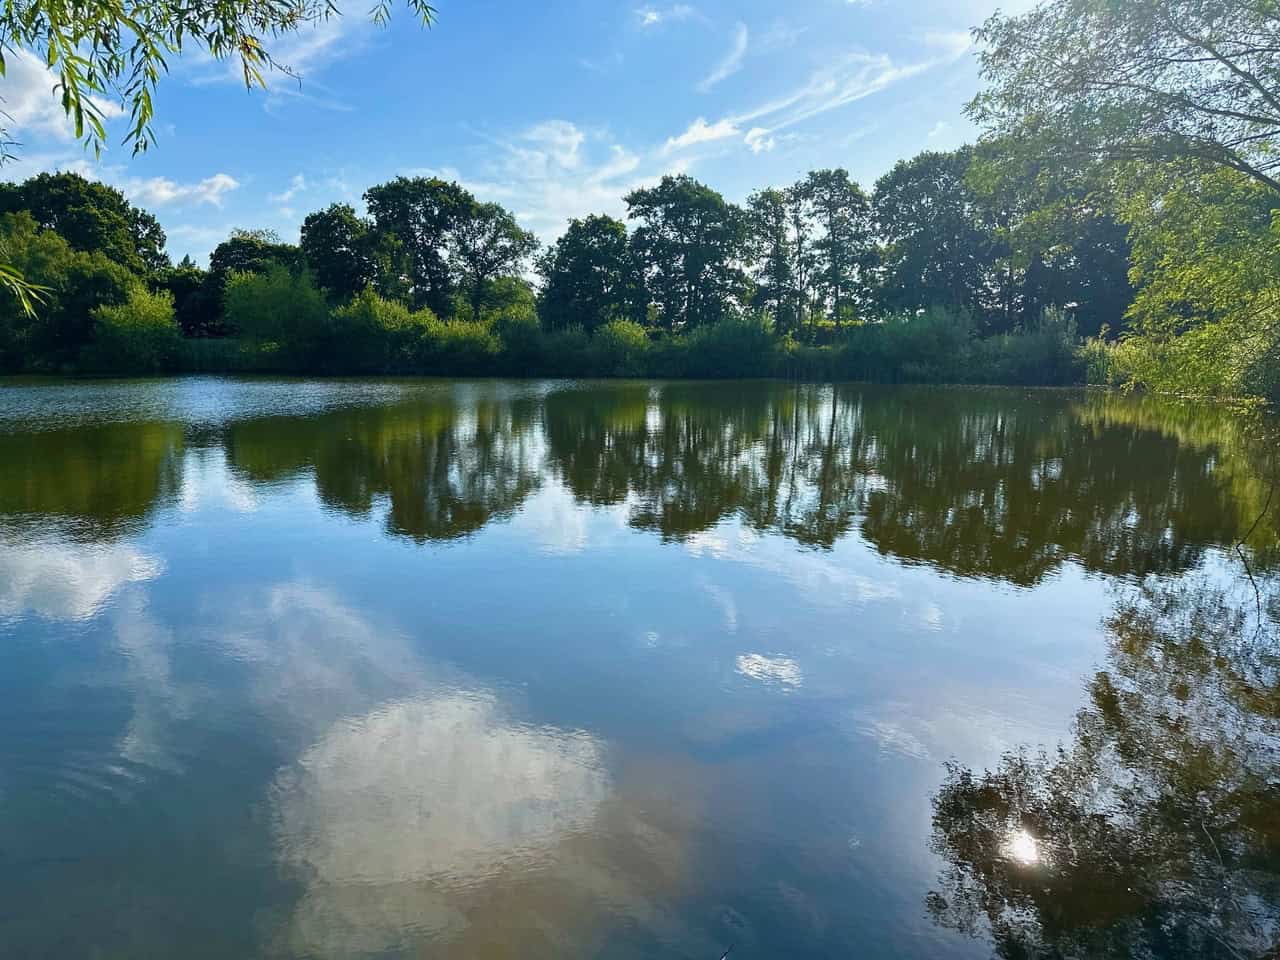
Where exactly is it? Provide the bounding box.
[662,40,972,159]
[664,117,740,153]
[411,120,692,245]
[634,4,700,29]
[697,22,748,92]
[270,173,308,204]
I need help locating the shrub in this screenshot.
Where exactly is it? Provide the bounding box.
[324,288,434,373]
[417,317,501,375]
[679,315,781,378]
[223,264,328,366]
[590,318,650,377]
[81,285,181,373]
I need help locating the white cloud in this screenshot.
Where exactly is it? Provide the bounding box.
[121,172,240,208]
[757,19,806,51]
[744,127,776,154]
[634,4,699,28]
[423,121,681,246]
[923,29,975,59]
[697,22,748,92]
[0,49,123,142]
[674,40,972,162]
[928,120,952,139]
[269,173,308,204]
[664,116,739,153]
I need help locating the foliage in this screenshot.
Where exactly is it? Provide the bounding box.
[300,204,374,303]
[803,168,877,324]
[539,214,642,332]
[874,149,1001,321]
[626,175,749,329]
[0,211,132,368]
[589,318,651,376]
[0,172,168,277]
[970,0,1280,193]
[364,177,472,316]
[449,200,538,321]
[161,255,220,337]
[1111,165,1280,401]
[323,287,435,373]
[81,285,180,372]
[222,263,327,362]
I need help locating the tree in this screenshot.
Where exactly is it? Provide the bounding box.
[1112,165,1280,400]
[0,211,132,366]
[802,169,875,325]
[365,177,473,316]
[746,188,797,333]
[970,0,1280,194]
[223,263,327,358]
[538,214,641,331]
[928,578,1280,959]
[874,148,1000,318]
[208,229,300,286]
[449,201,537,323]
[965,144,1134,337]
[301,203,374,303]
[626,175,748,330]
[0,172,168,277]
[160,255,220,338]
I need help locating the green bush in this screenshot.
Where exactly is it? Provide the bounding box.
[0,211,133,369]
[223,264,328,366]
[81,286,181,373]
[324,288,434,373]
[679,315,781,378]
[416,317,501,375]
[590,318,650,377]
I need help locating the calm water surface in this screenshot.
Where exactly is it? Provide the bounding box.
[1,378,1277,959]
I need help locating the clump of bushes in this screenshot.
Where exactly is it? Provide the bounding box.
[81,285,181,373]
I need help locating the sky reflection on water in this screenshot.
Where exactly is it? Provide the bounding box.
[0,377,1275,959]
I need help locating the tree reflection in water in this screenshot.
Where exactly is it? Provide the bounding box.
[927,577,1280,959]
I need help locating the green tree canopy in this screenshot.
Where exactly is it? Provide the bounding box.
[802,168,876,325]
[449,200,538,322]
[874,148,999,317]
[0,172,168,277]
[364,176,472,317]
[626,175,748,330]
[538,214,641,331]
[301,203,375,303]
[970,0,1280,193]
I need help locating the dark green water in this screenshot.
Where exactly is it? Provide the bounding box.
[1,378,1276,959]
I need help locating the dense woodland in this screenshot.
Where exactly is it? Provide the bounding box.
[0,0,1277,401]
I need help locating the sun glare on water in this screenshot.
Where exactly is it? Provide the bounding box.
[1004,829,1041,866]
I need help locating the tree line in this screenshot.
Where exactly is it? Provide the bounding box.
[0,144,1129,384]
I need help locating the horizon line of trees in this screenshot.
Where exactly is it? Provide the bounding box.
[0,143,1135,382]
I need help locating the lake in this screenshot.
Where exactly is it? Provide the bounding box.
[1,377,1277,959]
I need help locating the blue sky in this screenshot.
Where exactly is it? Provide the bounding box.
[2,0,1029,264]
